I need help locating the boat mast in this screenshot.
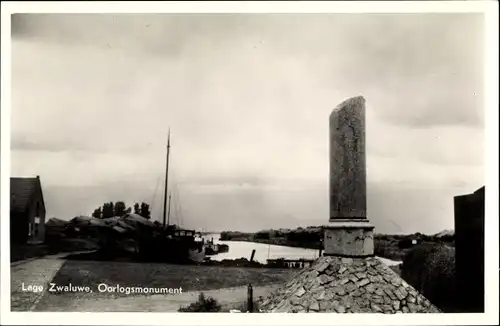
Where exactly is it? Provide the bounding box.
[167,193,172,227]
[162,129,171,228]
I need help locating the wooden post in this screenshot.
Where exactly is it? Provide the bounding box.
[163,130,171,228]
[250,249,256,262]
[247,283,254,312]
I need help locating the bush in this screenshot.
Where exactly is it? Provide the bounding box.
[374,238,405,261]
[398,238,414,249]
[178,293,221,312]
[401,243,458,312]
[439,234,455,243]
[255,231,270,240]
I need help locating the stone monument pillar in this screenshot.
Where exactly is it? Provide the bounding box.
[323,96,374,257]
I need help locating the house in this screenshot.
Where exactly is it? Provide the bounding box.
[10,176,46,245]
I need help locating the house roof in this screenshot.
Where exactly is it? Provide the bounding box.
[259,256,441,313]
[10,176,41,213]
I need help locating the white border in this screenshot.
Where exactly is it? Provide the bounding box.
[1,1,498,325]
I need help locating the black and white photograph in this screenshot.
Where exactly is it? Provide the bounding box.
[1,1,498,325]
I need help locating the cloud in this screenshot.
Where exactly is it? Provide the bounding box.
[10,13,485,234]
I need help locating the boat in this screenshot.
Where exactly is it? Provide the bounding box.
[159,130,206,263]
[203,237,229,256]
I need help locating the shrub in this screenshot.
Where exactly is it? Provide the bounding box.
[401,243,459,312]
[255,231,270,240]
[374,238,405,261]
[178,293,221,312]
[439,234,455,243]
[398,238,414,249]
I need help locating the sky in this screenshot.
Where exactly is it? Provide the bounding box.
[10,13,485,234]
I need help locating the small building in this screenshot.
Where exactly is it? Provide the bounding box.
[10,176,46,245]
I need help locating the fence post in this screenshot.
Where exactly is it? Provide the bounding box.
[319,238,323,257]
[247,283,254,312]
[250,249,256,262]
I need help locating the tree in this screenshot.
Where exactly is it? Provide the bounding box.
[133,203,140,214]
[255,231,270,240]
[402,243,457,312]
[114,201,127,217]
[92,201,147,219]
[102,202,114,218]
[140,202,151,219]
[92,206,102,219]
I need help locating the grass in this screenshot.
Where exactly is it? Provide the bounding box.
[49,259,296,298]
[178,293,222,312]
[373,238,409,261]
[225,299,262,313]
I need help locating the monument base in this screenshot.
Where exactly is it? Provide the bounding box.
[323,219,374,257]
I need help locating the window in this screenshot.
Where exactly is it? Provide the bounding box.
[36,202,40,217]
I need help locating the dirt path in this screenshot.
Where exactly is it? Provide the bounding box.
[10,258,66,311]
[10,250,98,311]
[34,284,281,312]
[12,255,292,312]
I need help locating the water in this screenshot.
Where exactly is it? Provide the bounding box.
[204,234,401,266]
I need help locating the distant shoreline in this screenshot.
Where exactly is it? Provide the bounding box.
[218,229,455,262]
[218,237,321,251]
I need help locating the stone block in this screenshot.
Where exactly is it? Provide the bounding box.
[324,221,374,256]
[309,301,320,311]
[318,274,333,285]
[357,278,370,287]
[329,96,367,219]
[294,286,306,297]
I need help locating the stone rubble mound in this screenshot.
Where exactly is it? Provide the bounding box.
[45,214,161,254]
[259,256,441,313]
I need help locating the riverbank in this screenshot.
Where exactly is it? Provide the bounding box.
[65,250,270,268]
[218,230,454,262]
[219,237,320,251]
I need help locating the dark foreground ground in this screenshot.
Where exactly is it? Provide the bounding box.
[50,259,295,295]
[11,257,296,312]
